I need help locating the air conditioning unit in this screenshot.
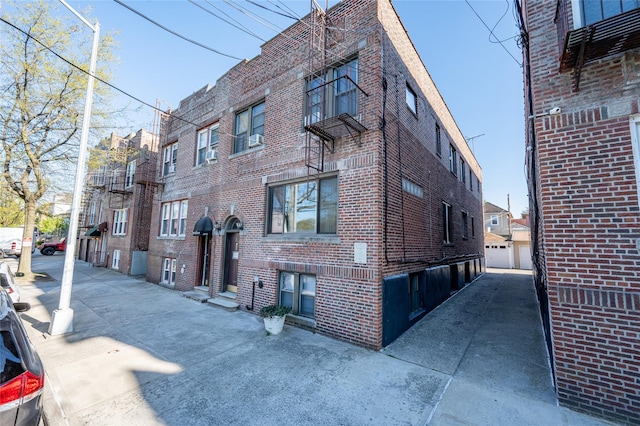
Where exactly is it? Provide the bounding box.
[205,150,218,163]
[249,134,264,147]
[168,165,176,174]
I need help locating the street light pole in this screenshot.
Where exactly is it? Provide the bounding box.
[49,0,100,335]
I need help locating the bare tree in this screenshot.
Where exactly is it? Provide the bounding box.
[0,0,117,277]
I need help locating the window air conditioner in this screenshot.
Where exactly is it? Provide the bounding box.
[249,134,264,147]
[168,164,176,174]
[205,150,218,162]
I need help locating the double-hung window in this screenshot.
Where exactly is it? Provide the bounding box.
[443,202,453,244]
[279,272,316,318]
[234,102,265,154]
[304,58,359,125]
[435,124,442,157]
[449,144,457,175]
[163,142,178,175]
[162,258,176,285]
[460,159,466,184]
[196,124,219,165]
[160,200,188,237]
[112,250,121,269]
[125,160,136,188]
[267,175,338,235]
[113,208,128,235]
[462,211,469,240]
[89,201,97,225]
[334,59,358,117]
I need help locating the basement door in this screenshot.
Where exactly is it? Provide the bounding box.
[223,231,239,293]
[198,235,211,286]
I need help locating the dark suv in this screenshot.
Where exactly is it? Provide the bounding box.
[0,287,44,426]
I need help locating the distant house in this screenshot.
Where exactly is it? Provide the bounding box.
[79,129,158,275]
[50,193,72,216]
[483,202,531,269]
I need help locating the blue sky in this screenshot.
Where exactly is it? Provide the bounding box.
[60,0,527,217]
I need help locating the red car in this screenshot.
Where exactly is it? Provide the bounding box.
[39,238,66,256]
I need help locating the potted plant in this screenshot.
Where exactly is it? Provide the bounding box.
[259,305,291,335]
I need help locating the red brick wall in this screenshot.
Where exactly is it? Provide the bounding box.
[147,0,483,350]
[524,0,640,423]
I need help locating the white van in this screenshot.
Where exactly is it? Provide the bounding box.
[0,227,31,258]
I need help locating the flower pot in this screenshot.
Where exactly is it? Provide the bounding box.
[263,315,286,335]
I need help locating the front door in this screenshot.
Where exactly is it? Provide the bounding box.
[198,235,211,286]
[224,231,239,293]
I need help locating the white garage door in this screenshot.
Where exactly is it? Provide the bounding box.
[485,244,512,268]
[518,245,533,270]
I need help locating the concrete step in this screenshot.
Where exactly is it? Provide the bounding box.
[207,297,239,312]
[183,291,209,303]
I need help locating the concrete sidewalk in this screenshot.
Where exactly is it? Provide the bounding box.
[9,255,617,425]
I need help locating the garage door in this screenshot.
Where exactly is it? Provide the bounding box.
[518,245,532,270]
[485,244,512,268]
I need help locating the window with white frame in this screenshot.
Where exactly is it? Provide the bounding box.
[279,271,316,318]
[234,102,265,154]
[163,142,178,175]
[112,208,128,235]
[449,144,457,175]
[125,160,136,188]
[267,175,337,235]
[160,200,188,237]
[162,258,177,285]
[491,214,499,226]
[112,249,120,269]
[89,201,97,225]
[406,84,417,115]
[443,202,453,244]
[196,124,219,166]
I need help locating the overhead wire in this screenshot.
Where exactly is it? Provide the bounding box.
[189,0,266,42]
[113,0,243,60]
[246,0,298,20]
[271,0,301,20]
[464,0,522,66]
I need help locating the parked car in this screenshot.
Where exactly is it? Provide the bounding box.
[40,237,66,256]
[0,287,44,426]
[0,262,20,303]
[0,228,34,258]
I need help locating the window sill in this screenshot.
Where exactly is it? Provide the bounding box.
[229,144,264,159]
[263,234,341,244]
[157,235,186,240]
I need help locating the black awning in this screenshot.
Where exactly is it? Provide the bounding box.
[193,216,213,236]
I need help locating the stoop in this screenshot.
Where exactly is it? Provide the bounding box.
[207,291,239,312]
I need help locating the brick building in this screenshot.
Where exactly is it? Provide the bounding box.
[519,0,640,423]
[79,129,158,275]
[148,0,483,349]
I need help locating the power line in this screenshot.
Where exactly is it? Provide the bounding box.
[464,0,521,66]
[246,0,298,20]
[113,0,243,60]
[189,0,266,42]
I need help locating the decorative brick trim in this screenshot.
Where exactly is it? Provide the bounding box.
[557,286,640,311]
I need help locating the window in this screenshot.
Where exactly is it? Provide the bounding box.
[471,216,476,238]
[305,58,359,125]
[89,201,97,225]
[460,159,466,184]
[234,102,265,154]
[462,211,468,240]
[268,175,337,235]
[196,124,219,165]
[162,258,177,285]
[334,59,358,116]
[125,160,136,188]
[163,142,178,175]
[470,170,474,191]
[410,272,424,314]
[279,272,316,318]
[160,200,188,237]
[449,144,457,175]
[491,214,499,226]
[443,202,453,244]
[435,124,442,157]
[406,85,417,115]
[113,208,128,235]
[112,250,120,269]
[581,0,639,26]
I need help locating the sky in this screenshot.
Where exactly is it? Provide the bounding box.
[55,0,527,217]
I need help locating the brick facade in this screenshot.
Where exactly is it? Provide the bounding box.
[522,0,640,423]
[147,0,483,349]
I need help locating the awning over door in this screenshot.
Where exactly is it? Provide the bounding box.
[85,222,107,237]
[193,216,214,236]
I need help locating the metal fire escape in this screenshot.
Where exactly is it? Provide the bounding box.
[304,0,368,174]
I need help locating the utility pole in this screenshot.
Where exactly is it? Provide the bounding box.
[49,0,100,335]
